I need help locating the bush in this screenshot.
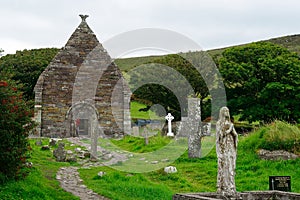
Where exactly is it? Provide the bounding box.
[0,73,34,183]
[0,48,59,100]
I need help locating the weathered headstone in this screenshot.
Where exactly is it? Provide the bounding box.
[165,113,174,137]
[216,107,238,196]
[49,138,57,146]
[84,151,91,158]
[187,98,202,158]
[66,156,77,162]
[202,122,211,136]
[90,120,98,159]
[132,126,139,137]
[143,128,149,145]
[53,143,67,162]
[35,140,42,146]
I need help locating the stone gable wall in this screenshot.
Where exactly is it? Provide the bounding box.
[34,15,131,138]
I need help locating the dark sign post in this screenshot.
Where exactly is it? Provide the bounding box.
[269,176,291,192]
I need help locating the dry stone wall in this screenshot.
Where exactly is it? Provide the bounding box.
[34,15,131,138]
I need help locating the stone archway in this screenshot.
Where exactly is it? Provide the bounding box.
[65,102,99,137]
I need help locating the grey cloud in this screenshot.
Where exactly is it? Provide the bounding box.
[1,0,300,54]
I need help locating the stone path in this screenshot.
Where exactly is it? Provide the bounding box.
[57,167,109,200]
[56,137,128,200]
[66,136,128,167]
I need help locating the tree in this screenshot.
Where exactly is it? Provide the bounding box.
[0,48,58,100]
[129,54,210,120]
[0,72,34,183]
[219,42,300,123]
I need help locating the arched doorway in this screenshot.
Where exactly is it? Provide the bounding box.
[65,102,99,137]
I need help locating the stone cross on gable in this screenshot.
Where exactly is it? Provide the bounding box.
[79,14,89,22]
[165,113,174,137]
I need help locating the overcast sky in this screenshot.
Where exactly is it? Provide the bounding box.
[1,0,300,56]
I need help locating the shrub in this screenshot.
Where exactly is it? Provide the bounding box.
[0,73,34,183]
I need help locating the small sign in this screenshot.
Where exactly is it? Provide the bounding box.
[269,176,291,192]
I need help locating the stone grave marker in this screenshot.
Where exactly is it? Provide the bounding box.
[49,138,57,146]
[53,143,67,162]
[187,98,202,158]
[165,113,174,137]
[202,122,211,136]
[269,176,291,192]
[35,140,42,146]
[132,126,139,136]
[143,127,149,145]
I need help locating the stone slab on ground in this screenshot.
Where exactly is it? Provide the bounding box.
[258,149,299,160]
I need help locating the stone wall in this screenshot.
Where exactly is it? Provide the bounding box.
[34,15,131,138]
[173,191,300,200]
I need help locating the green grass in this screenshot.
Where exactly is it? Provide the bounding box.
[242,120,300,154]
[98,135,215,173]
[146,150,218,193]
[1,122,300,200]
[79,126,300,198]
[79,167,173,200]
[0,168,78,200]
[236,134,300,192]
[0,139,79,200]
[130,101,163,120]
[111,134,171,153]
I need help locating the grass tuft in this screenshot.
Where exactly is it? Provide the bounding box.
[241,120,300,154]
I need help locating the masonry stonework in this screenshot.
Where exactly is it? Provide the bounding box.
[34,15,131,138]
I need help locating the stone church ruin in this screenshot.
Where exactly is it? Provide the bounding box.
[34,15,131,138]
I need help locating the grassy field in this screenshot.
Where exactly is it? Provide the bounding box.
[130,101,163,120]
[1,122,300,200]
[79,128,300,199]
[0,139,80,200]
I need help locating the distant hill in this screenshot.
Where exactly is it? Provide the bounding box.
[115,34,300,71]
[207,34,300,62]
[114,56,160,72]
[267,34,300,54]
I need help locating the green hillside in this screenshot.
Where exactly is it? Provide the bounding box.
[114,56,160,72]
[207,34,300,63]
[113,34,300,72]
[267,34,300,55]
